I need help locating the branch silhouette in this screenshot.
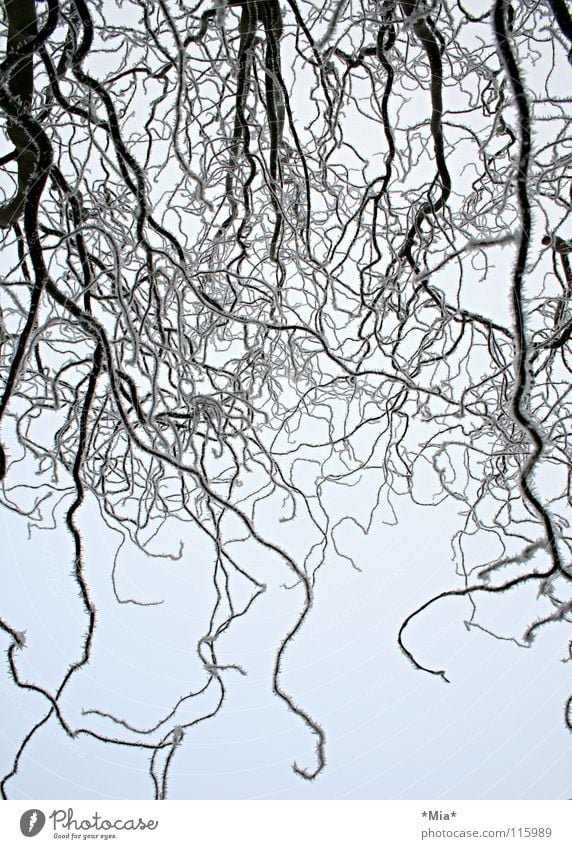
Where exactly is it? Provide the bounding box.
[0,0,571,798]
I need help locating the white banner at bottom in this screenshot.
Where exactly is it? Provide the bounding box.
[1,800,570,848]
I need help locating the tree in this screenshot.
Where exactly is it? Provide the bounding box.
[0,0,571,799]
